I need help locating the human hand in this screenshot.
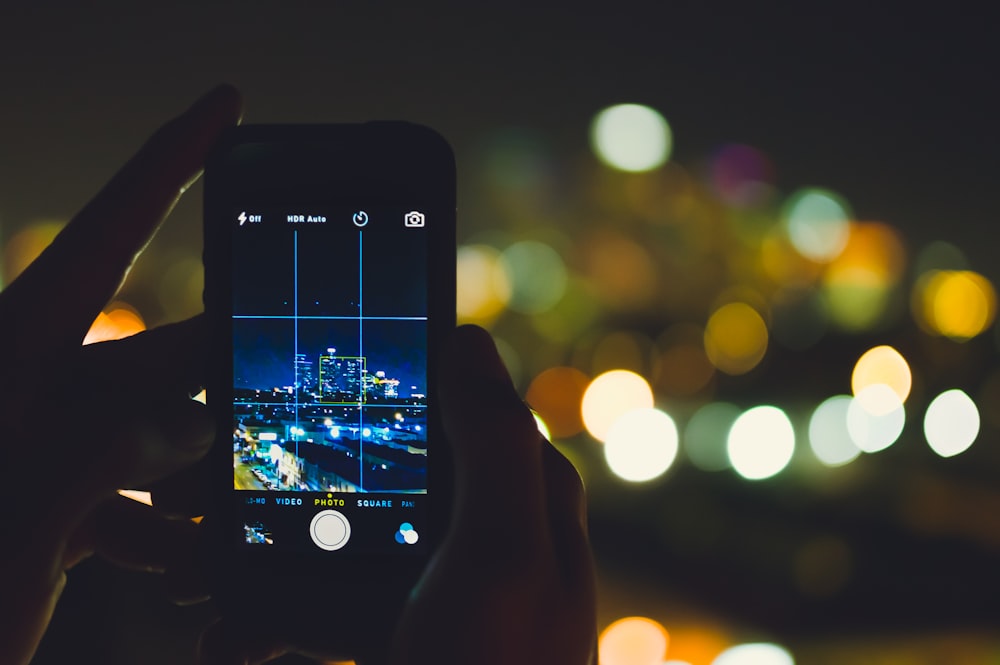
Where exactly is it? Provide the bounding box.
[0,85,241,665]
[197,324,597,665]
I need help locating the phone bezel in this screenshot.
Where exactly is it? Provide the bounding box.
[202,123,455,643]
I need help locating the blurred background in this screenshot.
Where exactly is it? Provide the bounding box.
[3,2,999,663]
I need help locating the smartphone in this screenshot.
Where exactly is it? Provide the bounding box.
[202,123,455,652]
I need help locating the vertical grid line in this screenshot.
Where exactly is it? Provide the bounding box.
[294,230,299,472]
[359,229,364,491]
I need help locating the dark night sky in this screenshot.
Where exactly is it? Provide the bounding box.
[1,3,996,270]
[8,4,1000,662]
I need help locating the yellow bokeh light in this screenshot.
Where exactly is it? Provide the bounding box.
[581,370,654,442]
[590,104,673,173]
[83,301,147,345]
[117,489,153,506]
[525,366,590,439]
[456,244,511,323]
[599,616,670,665]
[822,222,906,331]
[1,219,65,286]
[913,270,996,341]
[851,345,912,406]
[704,302,768,375]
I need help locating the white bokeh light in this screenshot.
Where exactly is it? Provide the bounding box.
[582,370,655,442]
[924,389,980,457]
[808,395,861,466]
[727,406,795,480]
[712,643,795,665]
[784,188,850,262]
[590,104,673,172]
[847,385,905,453]
[604,408,679,482]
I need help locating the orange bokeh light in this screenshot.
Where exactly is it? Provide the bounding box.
[599,616,670,665]
[526,366,590,439]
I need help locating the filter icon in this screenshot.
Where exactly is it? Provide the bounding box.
[395,522,419,545]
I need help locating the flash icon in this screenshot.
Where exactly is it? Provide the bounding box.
[238,211,247,226]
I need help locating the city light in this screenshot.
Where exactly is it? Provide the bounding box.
[727,406,795,480]
[604,407,679,482]
[499,240,568,314]
[924,389,980,457]
[581,370,654,442]
[0,219,64,286]
[83,302,146,345]
[710,143,774,208]
[783,187,851,262]
[456,244,511,323]
[684,402,741,472]
[808,395,861,467]
[821,222,906,332]
[590,104,673,172]
[525,366,590,438]
[852,345,912,407]
[704,302,769,375]
[711,643,794,665]
[913,269,996,340]
[847,385,905,453]
[598,616,670,665]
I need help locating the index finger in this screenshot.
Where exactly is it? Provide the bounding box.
[0,85,242,354]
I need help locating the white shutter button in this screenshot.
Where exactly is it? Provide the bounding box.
[309,510,351,551]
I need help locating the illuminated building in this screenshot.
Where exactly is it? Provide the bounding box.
[294,353,314,392]
[319,354,366,403]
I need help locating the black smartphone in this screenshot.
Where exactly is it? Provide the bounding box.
[202,123,455,653]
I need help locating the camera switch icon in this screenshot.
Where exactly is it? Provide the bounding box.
[403,211,425,228]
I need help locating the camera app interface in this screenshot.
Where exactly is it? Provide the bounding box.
[230,205,429,554]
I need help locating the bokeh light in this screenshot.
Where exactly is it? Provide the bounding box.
[808,395,861,467]
[591,330,654,376]
[684,402,741,471]
[924,389,980,458]
[604,407,680,482]
[712,642,795,665]
[727,406,795,480]
[783,188,851,262]
[456,244,511,323]
[157,254,203,319]
[580,229,658,312]
[499,240,568,314]
[598,616,670,665]
[847,385,905,453]
[582,370,655,442]
[822,222,906,331]
[83,301,146,345]
[704,302,769,375]
[591,104,673,173]
[531,410,552,441]
[656,323,715,397]
[525,366,590,439]
[851,345,912,407]
[913,270,996,340]
[710,144,774,208]
[1,219,64,286]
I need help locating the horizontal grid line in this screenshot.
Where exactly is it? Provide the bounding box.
[234,315,427,321]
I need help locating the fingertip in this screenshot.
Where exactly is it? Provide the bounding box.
[188,83,244,127]
[444,325,513,386]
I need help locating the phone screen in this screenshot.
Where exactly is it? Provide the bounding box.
[228,203,432,555]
